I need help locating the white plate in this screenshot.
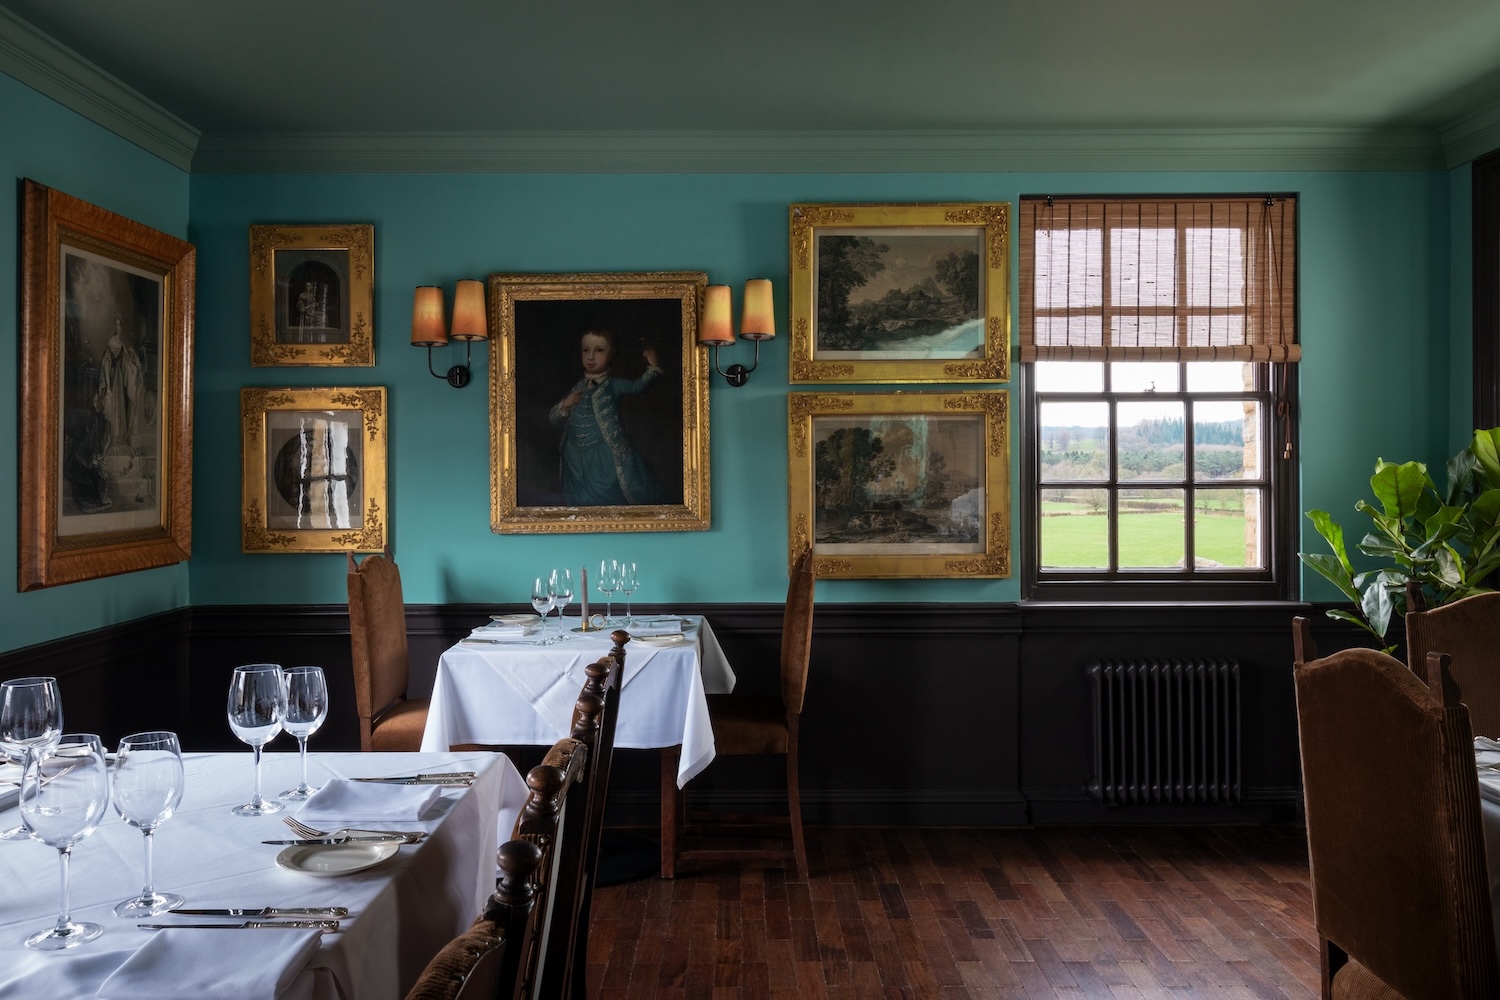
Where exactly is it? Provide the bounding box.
[631,633,690,646]
[275,841,399,877]
[490,613,540,624]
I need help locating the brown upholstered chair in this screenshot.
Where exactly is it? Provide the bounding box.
[1405,590,1500,738]
[405,839,541,1000]
[668,547,815,879]
[1292,616,1500,999]
[348,548,429,751]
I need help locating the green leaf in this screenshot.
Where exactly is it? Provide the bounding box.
[1305,510,1354,575]
[1431,546,1463,587]
[1448,449,1479,504]
[1362,581,1395,639]
[1370,460,1428,520]
[1471,489,1500,528]
[1473,428,1500,490]
[1300,553,1360,603]
[1357,533,1408,559]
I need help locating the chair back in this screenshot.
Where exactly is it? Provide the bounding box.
[1294,641,1499,998]
[405,839,541,1000]
[512,740,588,1000]
[348,548,411,752]
[1406,591,1500,738]
[781,548,815,716]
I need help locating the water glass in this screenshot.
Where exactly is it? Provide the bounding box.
[0,676,63,841]
[531,577,555,642]
[280,666,329,800]
[112,731,185,917]
[598,559,620,623]
[227,663,285,816]
[21,734,111,950]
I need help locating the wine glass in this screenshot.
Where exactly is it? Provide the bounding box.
[227,663,285,816]
[531,577,556,644]
[549,568,574,642]
[112,731,185,917]
[598,560,620,623]
[20,734,111,950]
[279,666,328,800]
[0,676,63,841]
[619,562,639,625]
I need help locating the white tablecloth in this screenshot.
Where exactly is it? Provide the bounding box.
[0,750,525,1000]
[422,616,736,787]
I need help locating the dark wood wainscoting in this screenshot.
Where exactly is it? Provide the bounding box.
[1,602,1368,826]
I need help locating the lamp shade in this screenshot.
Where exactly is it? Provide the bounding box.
[411,286,447,347]
[740,278,776,340]
[698,285,735,346]
[450,279,488,342]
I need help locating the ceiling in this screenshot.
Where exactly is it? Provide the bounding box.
[4,0,1500,170]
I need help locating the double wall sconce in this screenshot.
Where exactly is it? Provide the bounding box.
[411,280,488,388]
[698,278,776,387]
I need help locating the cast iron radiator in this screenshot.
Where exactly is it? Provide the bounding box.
[1086,659,1242,806]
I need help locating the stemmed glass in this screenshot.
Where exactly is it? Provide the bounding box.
[532,577,556,644]
[20,734,111,950]
[0,676,63,841]
[112,731,185,917]
[279,666,328,800]
[619,562,639,625]
[598,560,620,623]
[227,663,285,816]
[549,568,574,642]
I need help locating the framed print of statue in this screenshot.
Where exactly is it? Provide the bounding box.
[249,223,374,367]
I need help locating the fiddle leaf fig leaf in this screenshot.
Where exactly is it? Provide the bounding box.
[1370,460,1427,519]
[1300,553,1360,603]
[1473,428,1500,489]
[1362,580,1395,639]
[1305,509,1353,575]
[1431,546,1463,588]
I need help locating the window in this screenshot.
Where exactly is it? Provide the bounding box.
[1019,196,1298,600]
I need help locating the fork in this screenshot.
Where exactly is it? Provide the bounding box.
[282,816,427,844]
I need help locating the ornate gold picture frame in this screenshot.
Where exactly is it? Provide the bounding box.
[241,387,387,553]
[789,202,1010,383]
[489,272,711,533]
[788,390,1010,578]
[19,179,195,590]
[249,223,374,366]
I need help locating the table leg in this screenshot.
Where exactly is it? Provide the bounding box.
[660,746,680,878]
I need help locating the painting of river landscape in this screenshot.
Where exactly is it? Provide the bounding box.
[815,229,984,359]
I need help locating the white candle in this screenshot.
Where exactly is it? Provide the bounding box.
[580,566,589,624]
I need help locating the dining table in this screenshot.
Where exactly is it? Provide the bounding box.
[0,749,525,1000]
[421,614,736,876]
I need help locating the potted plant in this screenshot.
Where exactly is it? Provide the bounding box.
[1300,427,1500,651]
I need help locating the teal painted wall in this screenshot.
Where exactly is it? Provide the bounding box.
[0,72,191,651]
[187,170,1461,607]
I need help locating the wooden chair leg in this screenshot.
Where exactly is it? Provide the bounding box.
[660,746,680,878]
[786,740,807,879]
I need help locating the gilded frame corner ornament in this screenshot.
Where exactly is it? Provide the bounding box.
[788,202,1011,384]
[241,386,388,553]
[787,389,1010,579]
[488,272,711,534]
[249,223,374,367]
[18,179,195,590]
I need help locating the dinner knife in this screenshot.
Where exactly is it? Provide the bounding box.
[349,774,473,785]
[172,906,349,918]
[139,919,340,930]
[261,837,406,846]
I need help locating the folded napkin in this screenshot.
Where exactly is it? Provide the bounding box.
[95,927,322,1000]
[628,619,683,637]
[470,622,541,639]
[296,777,441,824]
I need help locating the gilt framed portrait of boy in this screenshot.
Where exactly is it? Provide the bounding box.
[488,272,711,533]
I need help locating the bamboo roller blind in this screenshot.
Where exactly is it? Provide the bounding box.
[1018,195,1298,363]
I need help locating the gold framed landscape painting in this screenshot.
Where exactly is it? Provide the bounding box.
[249,223,374,366]
[489,271,711,533]
[241,387,387,553]
[788,390,1010,579]
[18,179,195,591]
[788,202,1011,384]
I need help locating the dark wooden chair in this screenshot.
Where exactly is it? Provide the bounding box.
[1293,616,1499,998]
[511,738,588,1000]
[668,548,815,878]
[404,839,542,1000]
[1404,588,1500,737]
[348,547,428,751]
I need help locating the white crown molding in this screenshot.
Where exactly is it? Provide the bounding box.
[193,126,1447,175]
[0,7,198,171]
[1442,98,1500,168]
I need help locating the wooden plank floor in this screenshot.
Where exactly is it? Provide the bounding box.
[587,825,1318,1000]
